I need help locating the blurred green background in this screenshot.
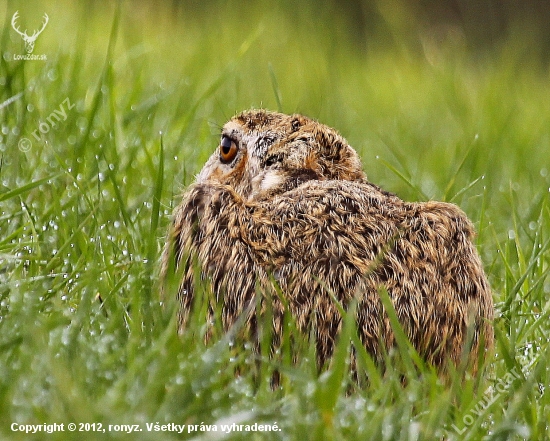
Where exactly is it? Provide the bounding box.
[1,0,549,440]
[2,0,549,206]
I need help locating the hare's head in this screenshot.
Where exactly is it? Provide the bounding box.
[196,110,365,200]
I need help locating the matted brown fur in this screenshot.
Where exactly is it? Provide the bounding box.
[161,109,494,375]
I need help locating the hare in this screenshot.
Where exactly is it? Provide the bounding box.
[161,109,494,376]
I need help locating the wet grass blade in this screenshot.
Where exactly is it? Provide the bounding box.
[0,173,63,203]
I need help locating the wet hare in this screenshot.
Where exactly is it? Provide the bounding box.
[161,109,494,375]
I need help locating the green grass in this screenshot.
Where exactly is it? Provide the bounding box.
[1,1,549,440]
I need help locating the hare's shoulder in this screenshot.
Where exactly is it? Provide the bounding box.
[251,180,477,249]
[258,179,404,218]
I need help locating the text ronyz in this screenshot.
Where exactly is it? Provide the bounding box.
[31,98,75,141]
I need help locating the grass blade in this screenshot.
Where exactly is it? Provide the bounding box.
[0,173,63,203]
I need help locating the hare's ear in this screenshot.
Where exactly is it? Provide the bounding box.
[313,126,365,181]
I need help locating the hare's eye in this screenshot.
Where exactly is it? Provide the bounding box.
[219,136,238,163]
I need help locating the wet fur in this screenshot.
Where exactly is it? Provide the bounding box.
[161,109,494,375]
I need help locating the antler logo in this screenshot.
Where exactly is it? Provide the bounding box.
[11,11,49,54]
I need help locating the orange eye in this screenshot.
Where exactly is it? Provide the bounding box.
[219,136,239,163]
